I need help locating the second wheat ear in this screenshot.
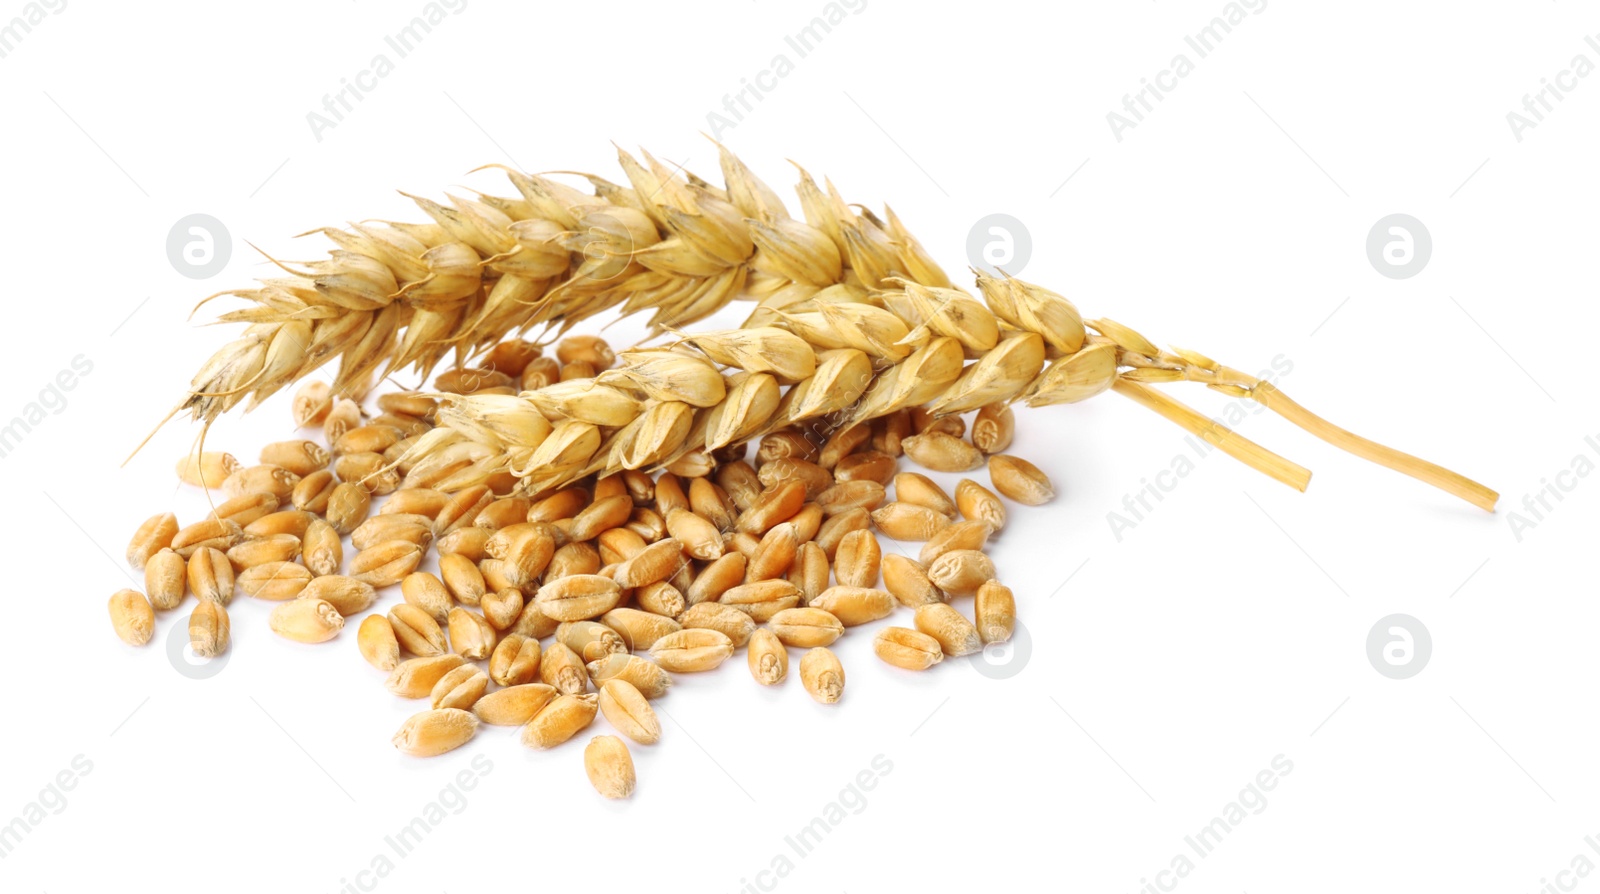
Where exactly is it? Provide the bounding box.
[162,143,1496,512]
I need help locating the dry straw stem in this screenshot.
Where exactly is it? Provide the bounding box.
[166,145,1493,510]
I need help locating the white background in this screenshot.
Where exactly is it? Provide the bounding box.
[2,1,1597,891]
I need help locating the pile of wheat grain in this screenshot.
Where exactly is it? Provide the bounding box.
[120,331,1046,798]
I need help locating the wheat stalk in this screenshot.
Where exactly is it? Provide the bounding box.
[168,146,1497,511]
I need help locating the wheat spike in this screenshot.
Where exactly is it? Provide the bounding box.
[173,147,1496,511]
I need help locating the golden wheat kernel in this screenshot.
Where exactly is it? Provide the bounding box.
[206,492,279,529]
[302,575,377,616]
[382,488,450,520]
[720,578,803,616]
[540,641,592,696]
[631,581,680,618]
[919,520,995,566]
[678,601,756,648]
[746,522,800,582]
[586,476,623,507]
[349,541,423,588]
[971,404,1016,454]
[430,664,490,711]
[834,529,882,588]
[223,464,300,501]
[814,480,888,517]
[556,620,628,664]
[586,654,673,699]
[649,628,735,672]
[186,547,235,605]
[880,554,944,607]
[434,485,493,536]
[814,507,871,560]
[143,548,187,611]
[813,585,899,626]
[473,498,531,532]
[333,424,402,457]
[170,518,243,559]
[788,541,830,605]
[780,503,817,542]
[523,486,587,524]
[225,533,300,570]
[614,538,687,589]
[375,416,430,442]
[563,493,629,542]
[756,431,818,467]
[598,680,661,745]
[624,507,666,542]
[974,580,1016,644]
[520,355,560,390]
[474,683,557,726]
[358,614,401,671]
[269,597,345,644]
[127,511,179,569]
[323,482,371,536]
[925,549,995,598]
[189,600,230,659]
[584,735,637,799]
[393,708,479,757]
[954,479,1008,532]
[873,627,944,670]
[757,457,833,501]
[767,607,845,648]
[389,603,447,657]
[521,693,600,750]
[446,607,496,659]
[438,553,487,607]
[435,365,516,394]
[534,574,623,621]
[715,461,762,512]
[598,527,647,565]
[737,480,807,536]
[396,572,449,624]
[987,454,1055,505]
[292,380,333,427]
[510,598,560,639]
[175,451,241,489]
[298,521,339,579]
[489,634,542,687]
[485,523,556,587]
[243,509,315,540]
[893,473,957,519]
[600,608,682,652]
[557,334,616,369]
[833,451,897,488]
[665,508,725,562]
[746,629,788,686]
[617,470,652,506]
[875,410,914,458]
[430,527,485,564]
[543,541,598,580]
[333,452,398,495]
[259,440,330,478]
[647,473,685,517]
[870,502,952,542]
[913,602,983,657]
[923,413,967,439]
[481,588,525,631]
[686,552,747,606]
[900,432,983,474]
[322,398,361,443]
[351,514,434,552]
[386,654,467,698]
[108,589,154,646]
[688,477,739,531]
[800,648,845,704]
[375,390,436,421]
[236,560,312,602]
[818,423,871,470]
